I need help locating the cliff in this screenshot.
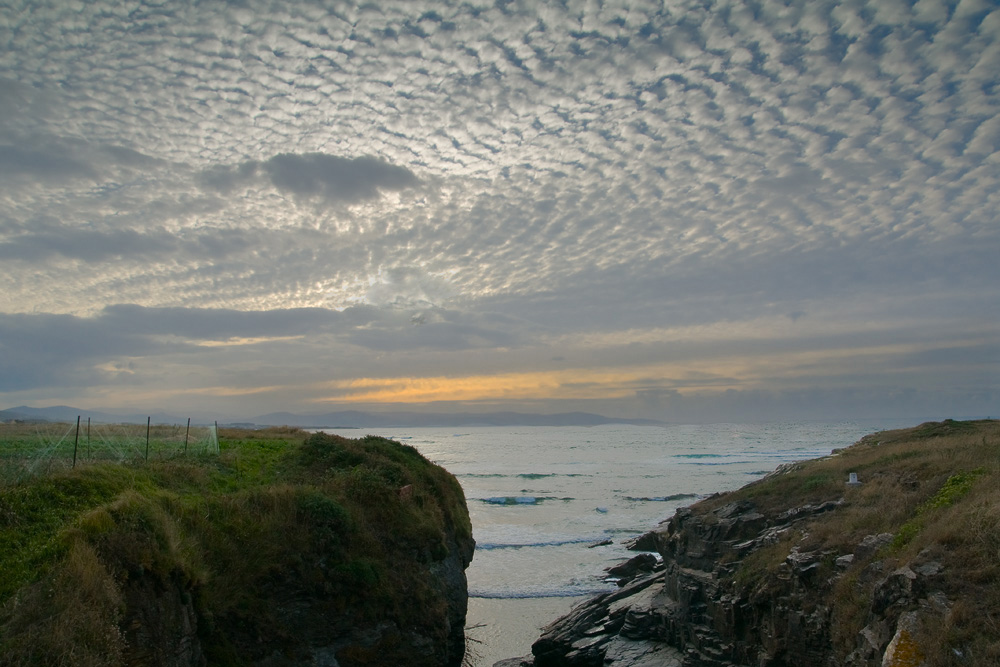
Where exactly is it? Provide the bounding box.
[513,419,1000,667]
[0,429,475,666]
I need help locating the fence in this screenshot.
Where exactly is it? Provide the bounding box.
[0,417,220,486]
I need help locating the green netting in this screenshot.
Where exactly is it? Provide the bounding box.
[0,420,219,486]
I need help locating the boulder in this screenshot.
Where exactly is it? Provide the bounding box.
[623,532,659,552]
[606,553,658,583]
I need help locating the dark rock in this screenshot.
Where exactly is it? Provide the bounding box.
[493,658,533,667]
[531,573,666,666]
[914,561,942,577]
[623,531,659,552]
[785,548,835,584]
[527,492,905,667]
[121,571,204,667]
[431,528,477,665]
[775,499,842,523]
[854,533,894,561]
[603,638,683,666]
[714,501,755,519]
[714,511,767,541]
[872,566,920,615]
[606,553,658,580]
[588,538,613,548]
[854,618,892,662]
[924,590,951,614]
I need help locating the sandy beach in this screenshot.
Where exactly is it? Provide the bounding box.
[465,596,579,666]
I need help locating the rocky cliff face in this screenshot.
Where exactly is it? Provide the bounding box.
[196,522,477,667]
[522,498,949,667]
[433,527,478,664]
[507,420,999,667]
[109,526,475,667]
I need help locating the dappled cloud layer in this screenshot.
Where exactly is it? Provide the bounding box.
[0,0,997,419]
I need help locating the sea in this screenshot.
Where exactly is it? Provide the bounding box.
[319,420,906,666]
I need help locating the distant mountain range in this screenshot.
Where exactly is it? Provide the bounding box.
[0,405,190,426]
[1,405,664,428]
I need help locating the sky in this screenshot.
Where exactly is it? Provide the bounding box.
[1,0,998,423]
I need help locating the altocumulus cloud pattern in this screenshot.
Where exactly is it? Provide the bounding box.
[0,0,997,420]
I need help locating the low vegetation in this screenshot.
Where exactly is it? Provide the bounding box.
[0,426,472,666]
[695,419,1000,666]
[0,420,218,486]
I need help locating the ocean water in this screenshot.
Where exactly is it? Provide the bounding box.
[320,421,900,665]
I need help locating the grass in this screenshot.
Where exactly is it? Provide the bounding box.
[0,421,218,486]
[703,419,1000,667]
[0,426,473,666]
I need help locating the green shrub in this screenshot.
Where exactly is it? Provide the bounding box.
[922,469,985,511]
[297,489,350,530]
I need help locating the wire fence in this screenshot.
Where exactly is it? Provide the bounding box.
[0,418,220,487]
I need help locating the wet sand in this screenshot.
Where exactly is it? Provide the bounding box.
[465,596,579,666]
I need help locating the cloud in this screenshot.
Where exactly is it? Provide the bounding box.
[0,305,354,393]
[0,143,97,183]
[198,152,419,204]
[364,265,457,308]
[198,161,261,195]
[0,311,165,392]
[0,302,533,394]
[344,308,524,352]
[262,153,418,203]
[0,0,996,420]
[95,304,350,340]
[0,226,256,263]
[0,131,166,187]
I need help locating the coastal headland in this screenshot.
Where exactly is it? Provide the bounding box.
[502,419,1000,667]
[0,428,474,666]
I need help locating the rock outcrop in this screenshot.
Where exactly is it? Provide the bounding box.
[515,499,950,667]
[501,420,1000,667]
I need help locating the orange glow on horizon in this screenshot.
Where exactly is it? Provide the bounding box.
[317,367,732,404]
[313,340,934,405]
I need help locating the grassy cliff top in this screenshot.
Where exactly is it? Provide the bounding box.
[0,427,473,665]
[693,419,1000,665]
